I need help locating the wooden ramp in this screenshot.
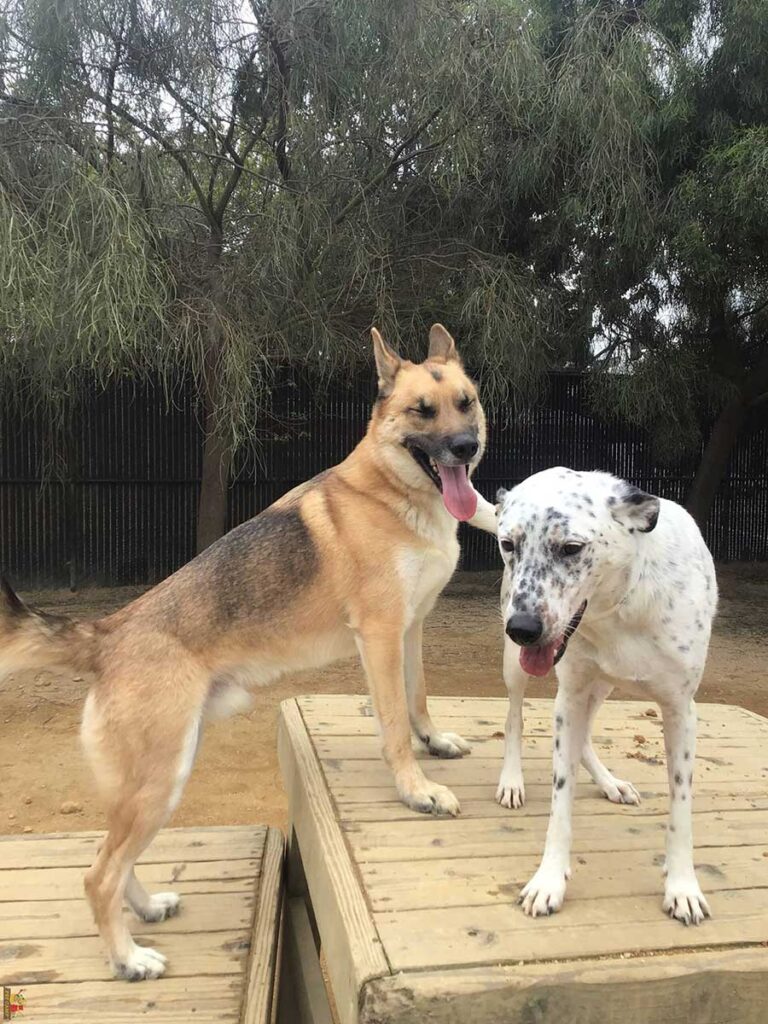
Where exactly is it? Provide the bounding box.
[279,694,768,1024]
[0,825,284,1023]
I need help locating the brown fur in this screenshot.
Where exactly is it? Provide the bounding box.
[0,324,487,980]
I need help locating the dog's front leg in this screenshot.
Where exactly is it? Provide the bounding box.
[519,678,591,916]
[660,696,710,924]
[496,637,528,808]
[357,627,461,816]
[404,619,470,759]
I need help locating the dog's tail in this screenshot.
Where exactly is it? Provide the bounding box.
[0,576,98,680]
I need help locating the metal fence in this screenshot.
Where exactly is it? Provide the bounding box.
[2,369,767,587]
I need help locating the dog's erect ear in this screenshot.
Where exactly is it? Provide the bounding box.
[371,328,402,396]
[428,323,459,363]
[609,484,660,534]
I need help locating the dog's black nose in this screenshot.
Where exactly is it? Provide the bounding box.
[448,434,478,462]
[506,613,543,646]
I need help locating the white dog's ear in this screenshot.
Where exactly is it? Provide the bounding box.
[609,484,660,534]
[371,327,402,396]
[496,487,508,504]
[428,323,460,363]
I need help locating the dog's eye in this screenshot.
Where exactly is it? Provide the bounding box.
[458,395,475,413]
[561,541,585,556]
[500,538,515,555]
[411,402,436,419]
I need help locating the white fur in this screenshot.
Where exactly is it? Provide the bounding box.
[492,468,717,924]
[168,718,201,814]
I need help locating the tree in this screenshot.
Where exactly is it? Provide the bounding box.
[582,0,768,527]
[1,0,665,545]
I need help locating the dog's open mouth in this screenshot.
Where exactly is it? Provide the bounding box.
[407,445,477,521]
[519,600,588,677]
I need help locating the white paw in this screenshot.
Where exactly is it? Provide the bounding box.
[401,779,461,816]
[113,943,167,981]
[138,892,181,923]
[519,864,569,917]
[426,731,471,759]
[663,879,711,925]
[600,777,641,805]
[496,776,525,809]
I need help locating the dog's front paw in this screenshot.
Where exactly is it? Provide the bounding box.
[112,943,167,981]
[426,731,471,759]
[663,879,711,926]
[519,864,569,917]
[600,776,640,805]
[496,775,525,809]
[136,892,181,923]
[399,777,461,816]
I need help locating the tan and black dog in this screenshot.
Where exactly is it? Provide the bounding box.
[0,324,496,981]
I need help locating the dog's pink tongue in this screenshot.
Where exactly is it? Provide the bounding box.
[520,643,558,677]
[437,465,477,521]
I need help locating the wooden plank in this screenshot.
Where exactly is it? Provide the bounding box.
[0,890,255,940]
[278,698,389,1024]
[242,827,285,1024]
[336,792,768,822]
[322,758,768,788]
[6,975,244,1024]
[329,778,768,807]
[300,714,766,739]
[0,860,260,902]
[297,694,763,725]
[374,888,768,970]
[0,930,252,985]
[360,948,768,1024]
[313,734,764,759]
[361,844,768,910]
[346,808,768,862]
[0,826,266,870]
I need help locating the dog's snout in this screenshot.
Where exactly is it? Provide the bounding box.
[448,433,478,462]
[506,613,543,646]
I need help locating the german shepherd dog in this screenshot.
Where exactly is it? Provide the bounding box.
[0,324,494,981]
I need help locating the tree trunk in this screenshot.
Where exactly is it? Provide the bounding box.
[685,395,747,529]
[196,402,233,553]
[195,229,231,554]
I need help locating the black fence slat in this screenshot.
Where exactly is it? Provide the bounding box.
[0,369,767,587]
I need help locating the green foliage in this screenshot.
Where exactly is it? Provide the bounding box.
[1,0,766,481]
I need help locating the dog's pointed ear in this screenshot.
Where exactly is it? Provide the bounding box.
[609,484,660,534]
[428,323,459,363]
[371,327,402,396]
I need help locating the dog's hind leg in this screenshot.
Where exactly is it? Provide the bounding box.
[82,683,204,979]
[580,680,640,805]
[124,718,200,924]
[404,618,470,759]
[496,637,528,808]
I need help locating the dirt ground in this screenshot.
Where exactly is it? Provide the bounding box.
[0,564,766,838]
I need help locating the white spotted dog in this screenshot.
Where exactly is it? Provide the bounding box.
[494,467,717,925]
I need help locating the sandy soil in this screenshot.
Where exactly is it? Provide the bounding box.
[0,565,765,837]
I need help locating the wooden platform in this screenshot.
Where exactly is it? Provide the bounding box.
[0,825,284,1023]
[279,694,768,1024]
